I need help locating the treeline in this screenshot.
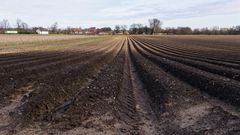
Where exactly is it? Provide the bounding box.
[0,18,163,35]
[0,19,113,34]
[127,18,240,35]
[128,24,240,35]
[62,27,112,35]
[162,26,240,35]
[1,18,240,35]
[0,19,60,34]
[128,19,163,35]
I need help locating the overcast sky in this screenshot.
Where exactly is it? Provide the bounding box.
[0,0,240,28]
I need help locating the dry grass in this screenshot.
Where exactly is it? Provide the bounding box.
[0,35,111,54]
[0,34,98,45]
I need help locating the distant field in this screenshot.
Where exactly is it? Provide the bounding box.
[0,34,98,45]
[0,35,110,54]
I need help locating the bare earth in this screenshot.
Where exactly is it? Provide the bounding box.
[0,35,240,135]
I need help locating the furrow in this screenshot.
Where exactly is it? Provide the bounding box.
[130,37,240,107]
[131,37,240,81]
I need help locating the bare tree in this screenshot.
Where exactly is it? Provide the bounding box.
[129,24,137,34]
[120,25,127,34]
[16,19,29,30]
[50,22,58,34]
[114,25,120,34]
[129,24,145,34]
[236,26,240,34]
[21,22,28,30]
[149,18,163,35]
[0,19,10,29]
[136,24,144,34]
[16,19,22,29]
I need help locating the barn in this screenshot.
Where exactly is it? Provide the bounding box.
[5,30,18,34]
[86,27,96,35]
[36,28,49,35]
[71,28,83,34]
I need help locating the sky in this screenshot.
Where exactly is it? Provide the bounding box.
[0,0,240,29]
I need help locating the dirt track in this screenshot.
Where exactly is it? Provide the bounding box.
[0,35,240,135]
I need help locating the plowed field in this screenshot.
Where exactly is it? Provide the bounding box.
[1,35,240,135]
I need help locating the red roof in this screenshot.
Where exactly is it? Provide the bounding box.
[71,28,82,33]
[88,27,96,33]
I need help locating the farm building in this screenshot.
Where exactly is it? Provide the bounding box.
[36,28,49,35]
[98,32,109,35]
[86,27,96,35]
[5,30,18,34]
[71,28,83,34]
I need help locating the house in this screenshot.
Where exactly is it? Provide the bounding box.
[71,28,83,34]
[5,30,18,34]
[86,27,96,35]
[36,28,49,35]
[98,32,109,35]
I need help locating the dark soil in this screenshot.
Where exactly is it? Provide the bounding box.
[1,35,240,135]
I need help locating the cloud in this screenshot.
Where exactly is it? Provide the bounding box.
[0,0,239,28]
[99,0,240,20]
